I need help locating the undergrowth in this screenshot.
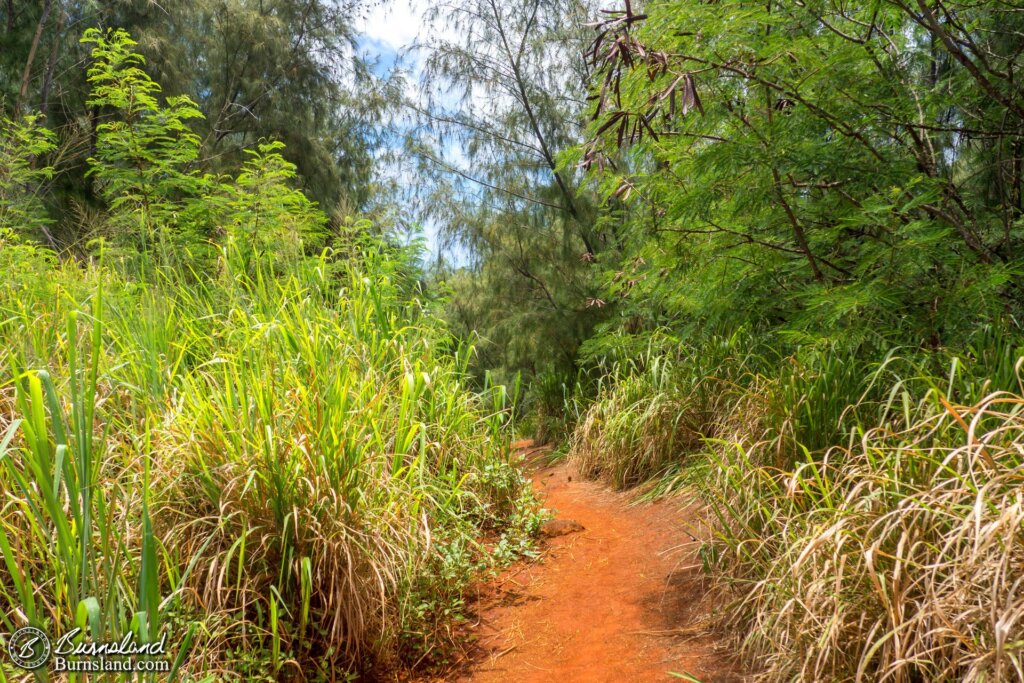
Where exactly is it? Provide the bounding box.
[0,234,539,680]
[0,27,538,679]
[566,331,1024,681]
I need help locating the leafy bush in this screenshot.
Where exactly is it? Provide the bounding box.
[82,28,210,263]
[219,141,328,275]
[0,113,56,241]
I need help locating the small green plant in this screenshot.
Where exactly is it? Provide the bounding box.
[0,114,56,241]
[82,27,208,262]
[220,140,327,275]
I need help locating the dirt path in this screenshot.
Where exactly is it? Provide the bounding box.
[449,447,741,683]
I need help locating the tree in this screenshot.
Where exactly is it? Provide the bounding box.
[109,0,379,218]
[0,0,382,243]
[579,0,1024,347]
[82,27,208,261]
[411,0,607,386]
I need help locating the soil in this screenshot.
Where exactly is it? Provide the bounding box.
[416,442,745,683]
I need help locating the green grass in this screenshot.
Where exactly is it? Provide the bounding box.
[0,239,538,679]
[567,331,759,488]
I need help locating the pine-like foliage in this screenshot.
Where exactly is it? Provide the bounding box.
[412,0,608,422]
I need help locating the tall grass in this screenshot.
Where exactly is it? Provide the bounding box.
[0,239,535,678]
[570,355,704,487]
[566,329,1024,680]
[0,30,537,678]
[709,376,1024,681]
[0,249,187,680]
[568,331,758,487]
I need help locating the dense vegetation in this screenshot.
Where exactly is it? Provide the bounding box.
[562,1,1024,680]
[412,0,1024,679]
[577,0,1023,343]
[2,0,383,237]
[3,0,1024,680]
[1,28,537,678]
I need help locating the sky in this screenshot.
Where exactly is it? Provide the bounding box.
[356,0,426,56]
[355,0,469,264]
[356,0,432,256]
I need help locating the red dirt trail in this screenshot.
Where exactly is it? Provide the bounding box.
[447,444,742,683]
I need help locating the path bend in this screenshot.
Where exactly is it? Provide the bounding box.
[450,448,742,683]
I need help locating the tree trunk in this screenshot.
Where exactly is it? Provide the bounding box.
[17,0,52,113]
[40,0,64,116]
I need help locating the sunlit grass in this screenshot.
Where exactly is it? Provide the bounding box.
[567,330,1024,680]
[0,241,535,678]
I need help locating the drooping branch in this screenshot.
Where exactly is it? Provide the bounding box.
[420,150,568,211]
[487,0,596,255]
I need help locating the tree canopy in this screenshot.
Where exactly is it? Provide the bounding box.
[577,0,1024,348]
[1,0,381,247]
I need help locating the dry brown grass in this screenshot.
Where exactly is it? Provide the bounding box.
[710,391,1024,682]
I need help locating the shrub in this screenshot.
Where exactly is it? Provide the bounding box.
[0,113,56,241]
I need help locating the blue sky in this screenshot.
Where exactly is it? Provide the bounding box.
[355,1,470,265]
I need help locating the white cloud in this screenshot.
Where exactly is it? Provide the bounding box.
[356,0,428,52]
